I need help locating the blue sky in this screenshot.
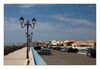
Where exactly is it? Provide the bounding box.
[4,4,96,44]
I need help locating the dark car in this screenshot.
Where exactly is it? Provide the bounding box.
[67,47,78,53]
[87,47,96,58]
[41,46,51,55]
[34,46,42,55]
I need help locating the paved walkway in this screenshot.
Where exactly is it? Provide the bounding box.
[4,47,34,65]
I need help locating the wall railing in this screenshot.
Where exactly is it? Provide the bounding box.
[31,46,47,65]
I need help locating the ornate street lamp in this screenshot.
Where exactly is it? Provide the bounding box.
[19,17,36,59]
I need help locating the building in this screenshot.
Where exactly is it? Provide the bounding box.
[32,41,47,46]
[50,40,57,46]
[64,40,78,47]
[56,40,64,46]
[72,40,96,49]
[86,40,96,47]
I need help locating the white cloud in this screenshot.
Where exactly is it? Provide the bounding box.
[88,5,96,8]
[33,21,95,40]
[35,22,59,33]
[4,16,96,41]
[89,5,93,8]
[18,4,36,8]
[35,21,95,35]
[52,14,95,26]
[4,17,24,31]
[18,4,50,9]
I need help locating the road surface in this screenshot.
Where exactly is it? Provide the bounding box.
[41,50,96,65]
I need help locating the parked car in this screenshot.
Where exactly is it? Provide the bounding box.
[67,47,78,53]
[41,46,51,55]
[51,46,58,50]
[87,47,96,58]
[34,46,42,55]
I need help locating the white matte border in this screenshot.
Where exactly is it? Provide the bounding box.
[0,0,100,69]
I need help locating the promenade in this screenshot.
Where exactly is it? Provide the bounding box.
[4,47,34,65]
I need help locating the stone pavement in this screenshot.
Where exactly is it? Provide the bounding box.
[4,47,34,65]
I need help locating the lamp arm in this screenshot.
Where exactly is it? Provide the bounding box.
[30,23,35,29]
[21,23,25,28]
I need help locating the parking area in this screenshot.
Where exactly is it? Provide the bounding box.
[41,50,96,65]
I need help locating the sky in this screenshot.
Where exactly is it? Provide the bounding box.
[4,4,96,44]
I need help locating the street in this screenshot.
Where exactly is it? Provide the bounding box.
[41,50,96,65]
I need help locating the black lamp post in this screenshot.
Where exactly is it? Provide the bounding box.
[28,32,33,50]
[30,32,33,44]
[19,17,36,59]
